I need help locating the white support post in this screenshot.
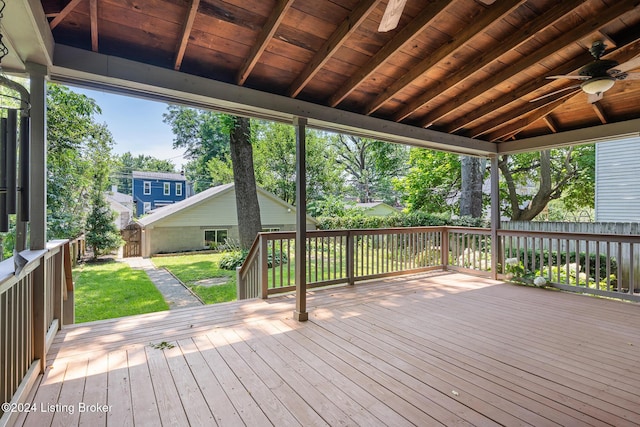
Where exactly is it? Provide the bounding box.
[27,63,48,250]
[490,155,500,280]
[294,117,308,321]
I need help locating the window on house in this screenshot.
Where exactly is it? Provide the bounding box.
[163,182,170,195]
[204,229,228,248]
[262,227,280,232]
[143,181,151,195]
[143,202,152,213]
[176,182,183,196]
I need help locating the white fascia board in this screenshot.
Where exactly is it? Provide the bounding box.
[498,118,640,154]
[50,44,497,157]
[3,0,54,73]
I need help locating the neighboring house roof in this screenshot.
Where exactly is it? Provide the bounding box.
[137,183,317,227]
[355,202,399,216]
[132,171,185,181]
[106,190,133,206]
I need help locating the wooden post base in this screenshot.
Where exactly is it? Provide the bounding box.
[293,310,308,322]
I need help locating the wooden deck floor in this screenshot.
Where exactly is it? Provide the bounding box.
[16,272,640,426]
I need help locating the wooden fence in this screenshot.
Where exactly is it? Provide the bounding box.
[0,240,73,427]
[238,226,640,302]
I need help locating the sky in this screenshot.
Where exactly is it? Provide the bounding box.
[70,85,187,169]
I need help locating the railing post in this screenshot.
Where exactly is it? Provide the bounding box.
[53,249,63,330]
[62,242,74,325]
[490,155,500,280]
[441,227,449,270]
[346,230,355,285]
[259,235,269,299]
[32,261,46,373]
[236,266,245,300]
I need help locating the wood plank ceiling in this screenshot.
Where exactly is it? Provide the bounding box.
[40,0,640,144]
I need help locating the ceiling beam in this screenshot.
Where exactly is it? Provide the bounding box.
[2,0,54,71]
[174,0,200,71]
[543,115,558,133]
[443,35,640,133]
[592,102,608,124]
[420,0,593,131]
[49,0,84,30]
[237,0,294,85]
[327,0,451,107]
[365,0,524,115]
[89,0,98,52]
[51,44,497,157]
[484,95,574,141]
[287,0,381,98]
[469,88,580,139]
[395,0,590,124]
[498,118,640,154]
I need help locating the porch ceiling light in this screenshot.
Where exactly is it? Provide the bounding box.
[581,76,615,95]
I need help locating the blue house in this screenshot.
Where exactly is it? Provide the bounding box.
[132,171,189,216]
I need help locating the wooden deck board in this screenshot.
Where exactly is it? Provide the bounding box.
[17,272,640,427]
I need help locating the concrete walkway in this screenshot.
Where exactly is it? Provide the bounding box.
[118,257,204,309]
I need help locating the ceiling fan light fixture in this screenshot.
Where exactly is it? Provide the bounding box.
[581,76,615,95]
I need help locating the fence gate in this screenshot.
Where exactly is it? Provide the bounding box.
[121,223,142,257]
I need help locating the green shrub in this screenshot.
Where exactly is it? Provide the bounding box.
[218,249,288,270]
[219,250,249,270]
[316,211,487,230]
[507,248,617,281]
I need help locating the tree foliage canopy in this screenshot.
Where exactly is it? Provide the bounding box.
[47,84,116,239]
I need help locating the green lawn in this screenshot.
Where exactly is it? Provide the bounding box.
[73,260,169,323]
[152,253,237,304]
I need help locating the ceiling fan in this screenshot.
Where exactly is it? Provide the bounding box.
[537,40,640,103]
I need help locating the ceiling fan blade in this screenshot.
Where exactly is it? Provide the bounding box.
[378,0,407,32]
[529,84,581,103]
[610,55,640,74]
[619,72,640,81]
[546,75,588,80]
[588,92,603,104]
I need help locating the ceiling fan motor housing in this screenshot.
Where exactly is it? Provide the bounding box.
[579,59,619,77]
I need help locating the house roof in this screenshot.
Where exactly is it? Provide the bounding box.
[137,183,317,227]
[356,202,397,210]
[28,0,640,156]
[106,190,133,206]
[132,171,186,181]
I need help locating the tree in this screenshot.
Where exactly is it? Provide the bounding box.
[394,148,461,213]
[228,116,262,249]
[460,156,487,218]
[85,191,123,259]
[162,106,229,192]
[252,122,343,205]
[84,119,122,258]
[331,134,408,204]
[499,145,594,220]
[46,84,116,239]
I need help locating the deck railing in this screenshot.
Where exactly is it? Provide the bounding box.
[238,226,640,302]
[237,227,444,299]
[0,240,73,427]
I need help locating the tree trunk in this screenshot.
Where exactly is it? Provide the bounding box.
[460,156,486,218]
[229,116,262,249]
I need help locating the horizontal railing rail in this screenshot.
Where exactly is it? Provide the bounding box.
[238,227,445,299]
[1,240,72,427]
[238,226,640,302]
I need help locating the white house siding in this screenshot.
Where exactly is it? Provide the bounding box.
[151,190,302,228]
[140,185,316,256]
[595,138,640,222]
